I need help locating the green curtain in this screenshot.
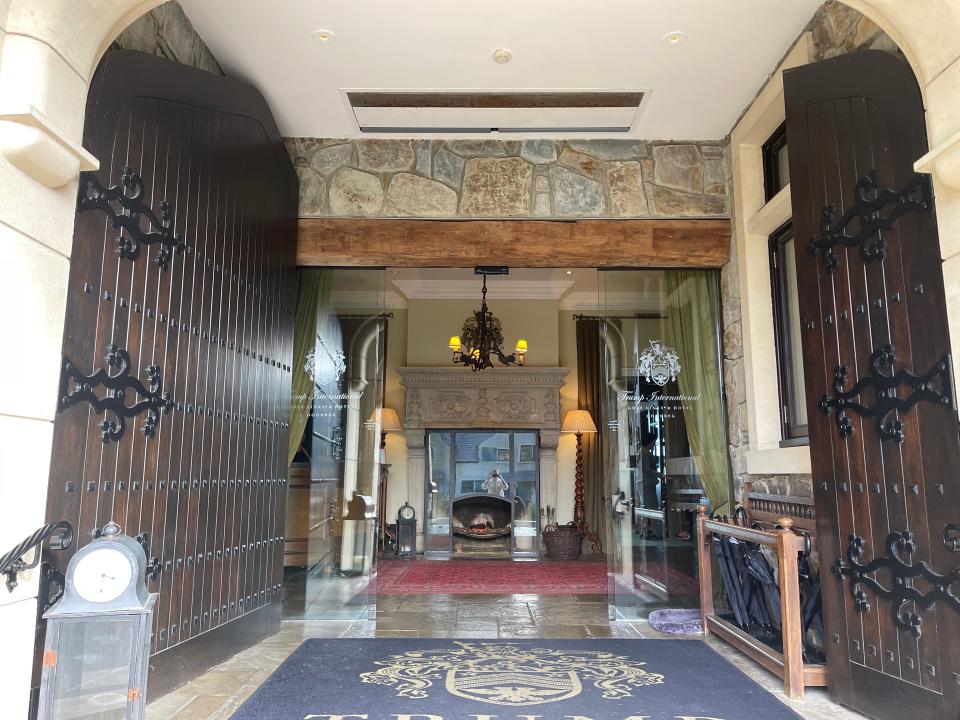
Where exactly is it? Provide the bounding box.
[663,271,730,515]
[575,318,606,554]
[287,269,333,467]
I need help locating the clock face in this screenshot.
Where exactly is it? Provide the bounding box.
[73,547,133,603]
[400,505,415,520]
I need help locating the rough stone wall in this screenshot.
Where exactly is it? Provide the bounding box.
[112,1,222,75]
[285,139,728,219]
[720,1,898,502]
[810,1,901,61]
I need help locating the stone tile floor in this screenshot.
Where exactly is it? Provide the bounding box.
[147,591,870,720]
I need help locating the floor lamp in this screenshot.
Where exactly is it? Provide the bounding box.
[372,407,403,556]
[561,409,603,555]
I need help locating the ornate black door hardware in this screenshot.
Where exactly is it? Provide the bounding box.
[58,344,174,442]
[135,532,162,581]
[834,530,960,639]
[77,166,186,269]
[945,524,960,552]
[818,345,953,442]
[812,171,933,273]
[36,563,66,622]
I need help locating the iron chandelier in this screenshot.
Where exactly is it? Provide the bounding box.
[448,270,527,371]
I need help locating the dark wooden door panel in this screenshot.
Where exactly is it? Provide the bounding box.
[38,49,297,697]
[785,51,960,720]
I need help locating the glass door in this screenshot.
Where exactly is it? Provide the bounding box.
[424,431,452,557]
[512,432,540,557]
[600,270,729,619]
[292,268,386,619]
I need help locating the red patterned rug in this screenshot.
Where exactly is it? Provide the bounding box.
[372,560,608,595]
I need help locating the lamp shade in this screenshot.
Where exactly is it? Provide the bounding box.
[371,407,403,432]
[561,409,597,434]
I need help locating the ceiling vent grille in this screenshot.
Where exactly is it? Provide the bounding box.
[346,91,645,133]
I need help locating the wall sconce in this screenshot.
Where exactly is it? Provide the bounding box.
[449,336,462,363]
[515,339,528,366]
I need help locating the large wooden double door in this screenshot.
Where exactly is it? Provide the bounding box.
[37,49,298,703]
[785,51,960,719]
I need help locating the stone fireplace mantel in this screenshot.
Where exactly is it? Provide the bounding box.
[397,366,570,553]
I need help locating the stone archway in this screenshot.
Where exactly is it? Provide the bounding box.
[2,1,960,717]
[0,3,165,719]
[839,0,960,395]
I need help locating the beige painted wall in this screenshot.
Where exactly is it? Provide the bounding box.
[383,309,410,519]
[405,299,560,367]
[387,300,582,524]
[556,310,580,523]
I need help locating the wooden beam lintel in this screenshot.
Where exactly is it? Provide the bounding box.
[296,217,731,268]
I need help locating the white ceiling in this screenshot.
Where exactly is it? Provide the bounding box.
[330,268,664,313]
[179,0,823,140]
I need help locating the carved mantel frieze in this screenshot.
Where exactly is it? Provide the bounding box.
[397,367,570,432]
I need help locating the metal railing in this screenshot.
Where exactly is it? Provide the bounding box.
[0,521,73,592]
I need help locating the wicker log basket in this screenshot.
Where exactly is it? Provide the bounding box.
[542,522,582,560]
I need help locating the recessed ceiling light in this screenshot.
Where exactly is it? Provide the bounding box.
[663,31,687,46]
[312,28,336,43]
[493,48,512,65]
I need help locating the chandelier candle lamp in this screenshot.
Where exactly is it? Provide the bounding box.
[562,409,603,554]
[448,269,528,371]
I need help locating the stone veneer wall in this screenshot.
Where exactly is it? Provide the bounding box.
[284,139,728,219]
[112,1,222,75]
[720,1,901,501]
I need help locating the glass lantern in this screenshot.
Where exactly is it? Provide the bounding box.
[37,522,157,720]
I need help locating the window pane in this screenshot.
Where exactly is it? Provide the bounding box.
[775,143,790,194]
[782,235,808,429]
[51,620,133,720]
[425,432,452,554]
[513,432,539,555]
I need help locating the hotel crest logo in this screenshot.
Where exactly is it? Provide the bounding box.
[304,336,346,388]
[637,339,681,387]
[359,641,665,707]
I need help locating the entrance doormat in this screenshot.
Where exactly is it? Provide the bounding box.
[373,559,608,595]
[231,638,802,720]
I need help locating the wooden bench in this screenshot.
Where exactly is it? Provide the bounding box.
[696,484,826,699]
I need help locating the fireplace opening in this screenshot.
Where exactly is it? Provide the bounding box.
[452,494,513,539]
[452,493,516,556]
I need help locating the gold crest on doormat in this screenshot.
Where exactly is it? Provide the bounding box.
[359,642,665,707]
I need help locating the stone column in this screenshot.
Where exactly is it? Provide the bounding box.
[539,429,560,519]
[405,429,426,552]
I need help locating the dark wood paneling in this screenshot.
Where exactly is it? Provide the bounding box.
[149,603,279,697]
[347,92,645,108]
[785,50,959,720]
[38,49,297,699]
[295,218,731,268]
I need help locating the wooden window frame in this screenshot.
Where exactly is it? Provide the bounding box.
[769,221,809,443]
[762,121,789,202]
